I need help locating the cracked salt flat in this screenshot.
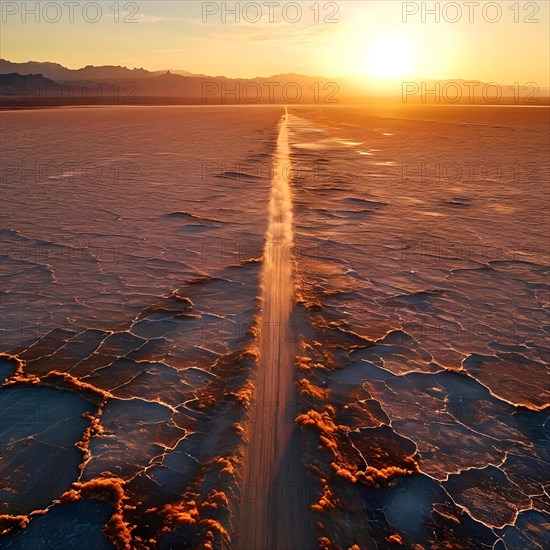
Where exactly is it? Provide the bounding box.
[1,105,548,548]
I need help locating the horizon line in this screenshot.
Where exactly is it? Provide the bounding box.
[2,59,550,88]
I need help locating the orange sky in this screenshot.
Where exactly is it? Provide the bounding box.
[1,1,549,85]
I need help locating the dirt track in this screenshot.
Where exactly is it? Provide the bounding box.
[238,109,314,550]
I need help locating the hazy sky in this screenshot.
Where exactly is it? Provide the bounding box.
[2,1,549,84]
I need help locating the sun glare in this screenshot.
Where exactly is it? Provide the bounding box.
[366,31,416,79]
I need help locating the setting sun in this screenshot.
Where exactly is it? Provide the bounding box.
[365,31,416,79]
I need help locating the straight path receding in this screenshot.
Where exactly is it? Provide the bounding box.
[238,108,313,550]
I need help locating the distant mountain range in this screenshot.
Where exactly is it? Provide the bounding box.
[1,60,549,106]
[0,59,197,80]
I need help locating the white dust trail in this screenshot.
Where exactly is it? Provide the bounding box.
[238,108,312,549]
